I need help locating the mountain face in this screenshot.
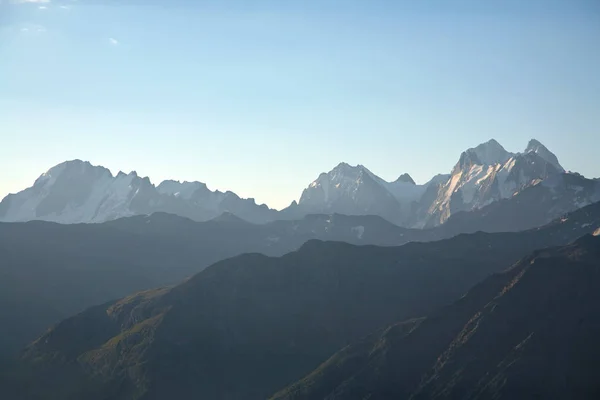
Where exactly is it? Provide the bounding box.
[439,172,600,235]
[524,138,564,172]
[423,139,565,226]
[0,160,276,224]
[281,162,441,226]
[273,234,600,400]
[287,163,421,224]
[10,205,600,400]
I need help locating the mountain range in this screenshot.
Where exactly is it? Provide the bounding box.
[2,199,600,360]
[2,137,600,400]
[0,161,274,224]
[2,139,598,228]
[5,202,600,400]
[0,212,411,358]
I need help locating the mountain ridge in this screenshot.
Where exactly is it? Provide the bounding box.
[1,139,594,227]
[0,159,276,224]
[273,235,600,400]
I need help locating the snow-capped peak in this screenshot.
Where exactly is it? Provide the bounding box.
[296,162,408,223]
[427,138,567,226]
[305,163,373,192]
[466,139,512,165]
[296,162,433,226]
[330,162,372,178]
[34,160,112,188]
[524,139,564,172]
[1,160,277,224]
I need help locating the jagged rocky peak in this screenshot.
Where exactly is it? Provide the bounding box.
[394,173,415,185]
[466,138,512,165]
[156,180,209,199]
[524,138,564,172]
[454,149,483,173]
[306,162,373,189]
[453,138,563,172]
[1,160,277,224]
[329,162,370,177]
[525,138,544,151]
[116,170,141,179]
[427,138,571,227]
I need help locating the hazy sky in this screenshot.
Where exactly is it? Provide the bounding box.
[1,0,599,209]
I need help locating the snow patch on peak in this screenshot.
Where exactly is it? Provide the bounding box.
[157,180,208,200]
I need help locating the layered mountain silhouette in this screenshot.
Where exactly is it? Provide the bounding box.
[273,234,600,400]
[2,201,600,360]
[2,139,597,228]
[8,203,600,400]
[1,138,599,400]
[0,212,414,357]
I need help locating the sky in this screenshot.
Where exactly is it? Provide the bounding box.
[1,0,599,210]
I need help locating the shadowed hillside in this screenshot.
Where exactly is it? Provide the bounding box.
[273,235,600,400]
[9,206,600,400]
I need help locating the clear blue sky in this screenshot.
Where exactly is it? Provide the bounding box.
[1,0,599,209]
